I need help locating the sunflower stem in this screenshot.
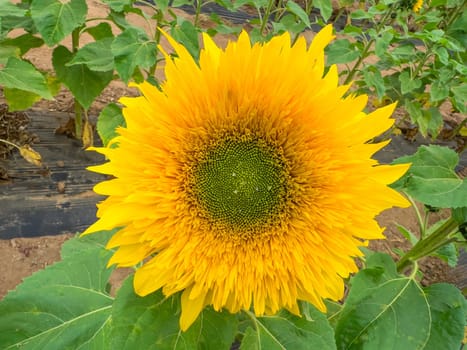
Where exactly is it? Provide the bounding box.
[397,217,459,273]
[194,0,203,27]
[71,27,83,139]
[259,0,275,35]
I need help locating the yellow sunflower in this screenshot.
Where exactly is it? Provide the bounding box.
[412,0,423,12]
[84,25,410,331]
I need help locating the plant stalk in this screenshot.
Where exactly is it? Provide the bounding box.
[71,27,83,139]
[259,0,275,36]
[397,217,459,272]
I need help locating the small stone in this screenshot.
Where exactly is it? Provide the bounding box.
[57,181,66,193]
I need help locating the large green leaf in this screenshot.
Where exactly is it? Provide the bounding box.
[111,27,157,83]
[67,37,115,72]
[314,0,333,22]
[0,45,19,64]
[285,1,311,28]
[111,276,238,349]
[423,283,467,350]
[240,306,336,350]
[1,33,44,55]
[391,145,467,208]
[0,0,27,17]
[0,57,52,99]
[0,231,115,350]
[97,102,126,146]
[3,87,42,110]
[53,45,113,110]
[170,20,200,61]
[334,253,466,350]
[30,0,87,46]
[325,39,360,65]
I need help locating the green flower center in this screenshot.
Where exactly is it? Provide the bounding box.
[192,137,288,231]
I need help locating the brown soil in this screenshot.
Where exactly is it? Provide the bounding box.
[0,1,464,299]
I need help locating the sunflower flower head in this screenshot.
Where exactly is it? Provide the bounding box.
[84,25,410,331]
[412,0,424,12]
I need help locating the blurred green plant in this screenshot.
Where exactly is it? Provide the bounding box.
[325,0,466,140]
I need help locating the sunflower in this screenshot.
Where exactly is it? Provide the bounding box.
[84,25,410,331]
[412,0,423,12]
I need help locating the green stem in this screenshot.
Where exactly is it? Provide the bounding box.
[71,28,83,139]
[194,0,203,27]
[259,0,275,36]
[397,217,459,272]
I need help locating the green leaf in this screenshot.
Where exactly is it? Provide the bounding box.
[85,22,114,41]
[0,233,114,349]
[399,70,422,95]
[153,0,170,11]
[97,103,126,146]
[432,243,458,267]
[272,14,307,35]
[335,253,466,349]
[67,38,115,72]
[362,68,386,99]
[453,207,467,225]
[450,84,467,113]
[285,1,311,27]
[433,46,449,65]
[1,34,44,55]
[171,20,200,61]
[111,27,157,83]
[325,39,359,65]
[0,0,27,17]
[350,9,372,19]
[314,0,333,21]
[30,0,87,46]
[102,0,133,12]
[60,229,116,259]
[430,79,450,102]
[375,30,393,57]
[422,107,443,138]
[396,224,419,246]
[111,276,238,349]
[325,300,343,329]
[53,45,113,110]
[391,145,467,208]
[0,57,53,99]
[0,45,20,64]
[3,87,42,110]
[423,283,467,349]
[240,307,336,350]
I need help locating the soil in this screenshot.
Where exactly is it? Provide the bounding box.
[0,1,465,299]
